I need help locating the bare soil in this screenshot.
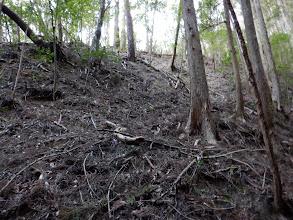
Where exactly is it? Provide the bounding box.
[0,43,293,219]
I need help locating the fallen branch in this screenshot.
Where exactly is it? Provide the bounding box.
[143,155,156,170]
[0,141,78,194]
[205,148,265,159]
[83,153,98,198]
[172,158,197,187]
[107,165,125,219]
[37,63,50,72]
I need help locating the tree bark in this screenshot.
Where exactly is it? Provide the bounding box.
[170,2,182,72]
[2,4,66,61]
[228,0,283,212]
[240,0,274,126]
[58,16,63,43]
[223,0,244,118]
[125,0,135,61]
[95,0,106,51]
[2,4,50,47]
[144,0,150,52]
[0,0,5,41]
[181,0,218,144]
[232,21,250,93]
[114,0,120,49]
[254,0,282,110]
[148,10,155,64]
[120,0,126,51]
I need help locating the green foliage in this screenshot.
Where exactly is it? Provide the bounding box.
[200,26,229,63]
[33,47,54,63]
[197,0,222,32]
[269,32,293,89]
[221,51,232,67]
[81,47,121,64]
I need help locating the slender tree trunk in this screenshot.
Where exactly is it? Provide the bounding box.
[149,10,155,64]
[120,0,126,51]
[58,16,62,43]
[254,0,282,110]
[251,0,269,74]
[114,0,120,49]
[240,0,274,125]
[228,0,283,212]
[105,17,110,46]
[223,0,244,119]
[170,2,182,72]
[95,0,106,51]
[144,0,149,52]
[35,4,47,36]
[125,0,135,61]
[230,18,251,93]
[0,0,5,41]
[181,0,218,144]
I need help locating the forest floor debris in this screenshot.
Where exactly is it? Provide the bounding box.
[0,43,293,219]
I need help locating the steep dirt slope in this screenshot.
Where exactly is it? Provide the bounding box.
[0,43,293,219]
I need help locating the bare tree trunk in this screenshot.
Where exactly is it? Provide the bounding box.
[149,10,155,64]
[120,0,126,51]
[2,4,50,47]
[254,0,282,110]
[223,0,244,119]
[58,16,62,43]
[35,3,48,36]
[125,0,135,61]
[251,0,269,75]
[170,2,182,72]
[181,0,218,144]
[114,0,120,49]
[0,0,5,41]
[2,4,66,61]
[240,0,274,126]
[144,0,149,52]
[95,0,106,51]
[105,16,110,46]
[228,0,283,212]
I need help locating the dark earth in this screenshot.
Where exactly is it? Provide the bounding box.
[0,42,293,219]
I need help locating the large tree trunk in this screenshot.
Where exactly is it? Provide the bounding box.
[2,4,50,47]
[240,0,274,126]
[223,0,244,118]
[120,0,127,51]
[170,2,182,72]
[181,0,218,144]
[114,0,120,49]
[2,4,65,61]
[125,0,135,61]
[251,0,269,75]
[254,0,282,110]
[95,0,106,51]
[228,0,283,212]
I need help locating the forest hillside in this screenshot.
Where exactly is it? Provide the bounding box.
[0,42,292,219]
[1,0,293,219]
